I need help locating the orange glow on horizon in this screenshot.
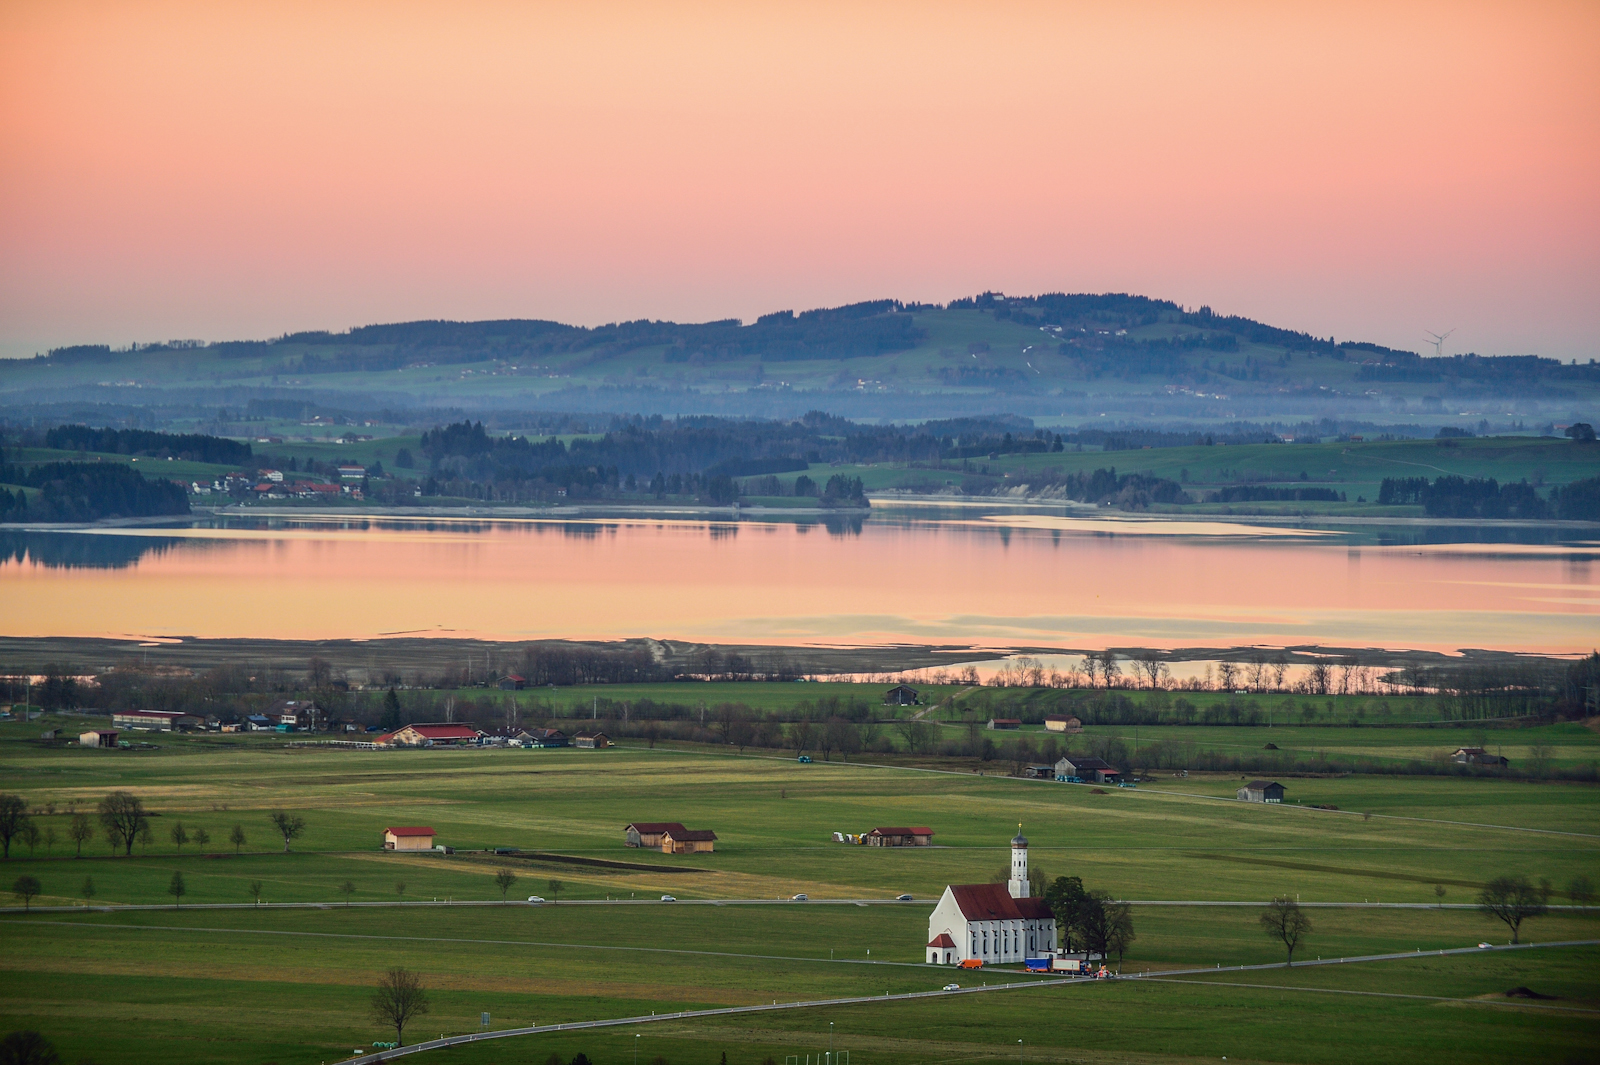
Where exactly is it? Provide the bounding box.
[1,1,1597,357]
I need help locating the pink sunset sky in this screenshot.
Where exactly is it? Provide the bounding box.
[1,1,1596,360]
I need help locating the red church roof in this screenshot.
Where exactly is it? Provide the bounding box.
[927,933,957,948]
[949,883,1054,922]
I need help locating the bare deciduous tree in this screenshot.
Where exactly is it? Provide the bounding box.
[1260,897,1312,964]
[494,869,517,900]
[81,876,96,906]
[339,880,356,905]
[248,880,264,906]
[1217,661,1239,691]
[1478,875,1547,943]
[269,811,306,853]
[98,791,148,857]
[170,822,189,852]
[167,871,186,909]
[370,967,430,1047]
[0,793,31,859]
[12,874,41,911]
[229,825,246,854]
[68,814,93,857]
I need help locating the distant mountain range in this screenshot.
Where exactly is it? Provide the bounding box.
[4,292,1595,425]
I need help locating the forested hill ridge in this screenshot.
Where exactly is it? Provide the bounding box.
[5,292,1596,424]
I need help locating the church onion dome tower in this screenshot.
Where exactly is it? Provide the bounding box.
[1008,823,1030,899]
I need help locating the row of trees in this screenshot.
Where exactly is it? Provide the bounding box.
[0,792,306,860]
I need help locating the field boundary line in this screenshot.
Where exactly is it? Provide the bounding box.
[335,939,1600,1065]
[721,749,1600,840]
[1141,976,1600,1014]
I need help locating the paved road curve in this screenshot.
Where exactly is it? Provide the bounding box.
[343,939,1600,1065]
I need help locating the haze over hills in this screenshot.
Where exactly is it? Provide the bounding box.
[4,292,1595,427]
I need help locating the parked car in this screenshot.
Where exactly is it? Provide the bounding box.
[791,893,808,901]
[797,755,812,763]
[660,895,677,902]
[895,894,914,901]
[942,983,960,991]
[526,896,545,904]
[1478,942,1492,948]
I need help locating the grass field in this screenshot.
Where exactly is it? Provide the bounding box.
[2,734,1596,1064]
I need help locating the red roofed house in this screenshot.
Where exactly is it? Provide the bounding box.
[866,827,934,847]
[926,828,1056,965]
[380,723,482,747]
[384,826,436,851]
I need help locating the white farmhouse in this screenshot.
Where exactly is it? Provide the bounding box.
[926,827,1056,964]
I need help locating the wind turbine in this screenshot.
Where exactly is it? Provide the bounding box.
[1424,329,1455,357]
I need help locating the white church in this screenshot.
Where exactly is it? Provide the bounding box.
[926,826,1057,965]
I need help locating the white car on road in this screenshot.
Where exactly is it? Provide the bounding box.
[526,896,545,904]
[661,895,678,902]
[942,983,960,991]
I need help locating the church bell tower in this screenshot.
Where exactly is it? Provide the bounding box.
[1008,824,1029,898]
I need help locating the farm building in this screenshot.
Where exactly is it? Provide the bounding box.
[883,685,920,706]
[1236,780,1286,803]
[986,718,1022,730]
[866,826,934,847]
[111,709,202,731]
[926,829,1055,965]
[1022,765,1055,779]
[380,723,482,747]
[384,826,436,851]
[525,728,568,748]
[574,732,611,748]
[1043,715,1083,733]
[79,729,119,747]
[497,674,525,691]
[625,822,687,848]
[660,828,717,854]
[1451,747,1509,767]
[1054,756,1120,784]
[266,699,324,730]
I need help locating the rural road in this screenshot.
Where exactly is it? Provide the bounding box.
[341,939,1600,1065]
[9,897,1594,915]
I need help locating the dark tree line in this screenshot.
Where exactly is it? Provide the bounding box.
[1378,474,1599,520]
[43,425,252,465]
[0,461,189,522]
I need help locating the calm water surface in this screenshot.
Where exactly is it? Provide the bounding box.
[2,504,1596,653]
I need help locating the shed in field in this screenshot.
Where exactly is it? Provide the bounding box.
[866,826,934,847]
[987,718,1022,730]
[625,822,687,849]
[661,828,717,854]
[1236,780,1285,803]
[384,826,436,851]
[1043,715,1083,733]
[79,729,120,748]
[884,685,920,706]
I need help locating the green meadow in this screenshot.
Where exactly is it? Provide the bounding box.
[2,735,1596,1063]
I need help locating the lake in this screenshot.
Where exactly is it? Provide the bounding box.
[1,504,1595,654]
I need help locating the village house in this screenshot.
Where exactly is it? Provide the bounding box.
[111,709,203,732]
[574,731,611,749]
[625,822,686,849]
[337,464,366,481]
[1451,747,1510,767]
[1236,780,1286,803]
[497,673,526,691]
[79,729,119,748]
[660,827,717,854]
[1054,755,1120,784]
[379,723,483,747]
[866,827,934,847]
[267,699,324,731]
[525,728,568,748]
[883,684,920,706]
[926,829,1056,965]
[986,718,1022,730]
[1043,715,1083,733]
[383,826,436,851]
